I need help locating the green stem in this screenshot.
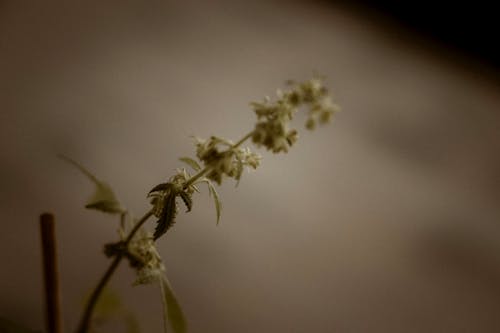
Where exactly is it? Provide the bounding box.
[124,210,154,243]
[183,167,209,188]
[233,130,254,149]
[76,210,154,333]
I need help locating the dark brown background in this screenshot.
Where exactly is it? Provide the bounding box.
[1,1,500,332]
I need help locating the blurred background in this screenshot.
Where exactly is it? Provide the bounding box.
[1,0,499,332]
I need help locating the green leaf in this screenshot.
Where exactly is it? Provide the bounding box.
[179,157,201,171]
[125,313,141,333]
[179,191,192,212]
[83,288,141,333]
[154,193,177,240]
[206,180,222,225]
[148,183,171,195]
[196,178,222,224]
[85,181,125,214]
[160,276,187,333]
[93,288,123,318]
[191,184,200,193]
[59,154,125,214]
[234,155,244,187]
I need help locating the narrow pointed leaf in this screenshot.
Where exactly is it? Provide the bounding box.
[234,156,244,187]
[179,191,192,212]
[82,288,140,333]
[59,155,125,214]
[58,154,100,183]
[154,194,177,240]
[160,276,187,333]
[179,157,201,171]
[125,313,141,333]
[206,181,222,225]
[148,183,171,195]
[85,181,125,214]
[93,288,122,318]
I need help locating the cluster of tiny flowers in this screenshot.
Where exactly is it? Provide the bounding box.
[250,78,340,152]
[194,136,261,184]
[128,230,165,285]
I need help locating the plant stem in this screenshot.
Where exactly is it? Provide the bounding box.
[233,130,254,149]
[76,210,153,333]
[77,130,255,332]
[125,210,154,243]
[183,167,209,188]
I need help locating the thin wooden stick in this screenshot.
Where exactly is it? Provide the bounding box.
[40,213,62,333]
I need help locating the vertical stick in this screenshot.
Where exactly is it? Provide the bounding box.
[40,213,62,333]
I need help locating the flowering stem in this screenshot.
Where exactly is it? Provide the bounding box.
[71,77,336,333]
[78,130,256,332]
[183,130,254,189]
[76,210,154,333]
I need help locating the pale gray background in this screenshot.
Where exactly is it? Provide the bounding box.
[1,0,500,332]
